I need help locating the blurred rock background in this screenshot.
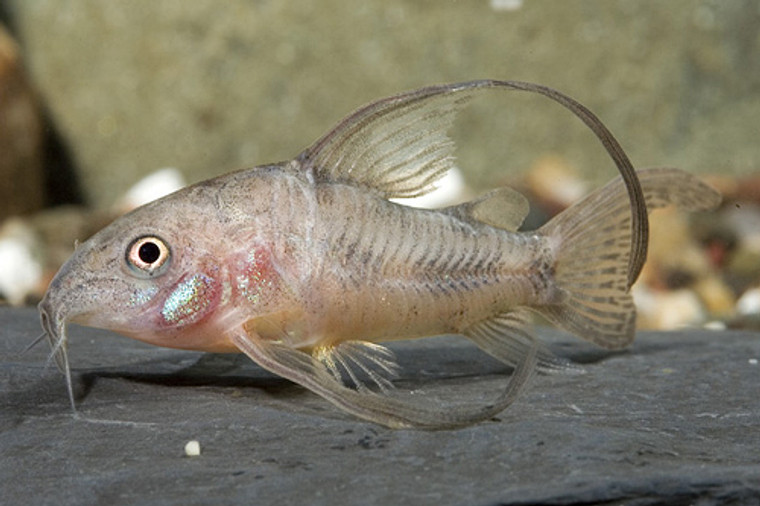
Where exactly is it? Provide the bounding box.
[3,0,760,207]
[0,24,44,218]
[0,0,758,328]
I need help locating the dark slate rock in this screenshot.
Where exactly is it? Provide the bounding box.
[1,306,759,505]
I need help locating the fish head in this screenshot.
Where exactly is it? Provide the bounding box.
[38,190,240,368]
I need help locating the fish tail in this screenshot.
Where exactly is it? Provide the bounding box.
[536,168,721,349]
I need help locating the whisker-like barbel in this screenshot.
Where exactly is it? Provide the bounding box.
[22,332,47,354]
[38,302,77,413]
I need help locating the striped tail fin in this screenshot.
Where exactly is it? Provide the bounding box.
[536,168,721,349]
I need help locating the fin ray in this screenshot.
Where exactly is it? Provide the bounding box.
[300,90,472,199]
[314,341,400,393]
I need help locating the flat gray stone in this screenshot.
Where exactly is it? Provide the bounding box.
[1,306,759,505]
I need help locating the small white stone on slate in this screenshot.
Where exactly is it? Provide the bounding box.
[184,440,201,457]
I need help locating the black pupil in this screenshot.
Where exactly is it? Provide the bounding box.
[138,242,161,264]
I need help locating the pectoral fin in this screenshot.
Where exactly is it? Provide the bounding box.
[231,330,538,429]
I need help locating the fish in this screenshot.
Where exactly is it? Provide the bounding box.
[38,80,721,429]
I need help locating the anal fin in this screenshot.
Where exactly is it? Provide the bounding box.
[464,307,584,374]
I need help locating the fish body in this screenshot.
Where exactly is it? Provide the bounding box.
[39,80,721,428]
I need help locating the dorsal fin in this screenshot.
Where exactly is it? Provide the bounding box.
[444,187,529,231]
[298,87,474,199]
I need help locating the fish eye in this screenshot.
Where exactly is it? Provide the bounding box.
[126,236,171,277]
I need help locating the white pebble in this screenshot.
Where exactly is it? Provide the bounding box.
[119,167,186,211]
[0,220,42,305]
[737,287,760,316]
[749,359,758,366]
[490,0,523,11]
[184,440,201,457]
[391,167,467,209]
[632,286,705,329]
[703,321,726,331]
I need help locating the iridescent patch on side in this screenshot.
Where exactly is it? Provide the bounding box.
[161,273,216,326]
[128,286,159,308]
[236,248,276,306]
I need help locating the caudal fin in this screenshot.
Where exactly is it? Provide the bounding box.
[536,168,721,349]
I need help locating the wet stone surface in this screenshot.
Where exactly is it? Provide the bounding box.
[1,306,759,505]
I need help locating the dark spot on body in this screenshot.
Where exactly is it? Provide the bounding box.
[360,249,373,267]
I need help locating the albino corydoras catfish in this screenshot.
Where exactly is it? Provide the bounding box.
[38,80,720,429]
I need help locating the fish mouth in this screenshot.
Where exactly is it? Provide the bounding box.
[38,296,77,412]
